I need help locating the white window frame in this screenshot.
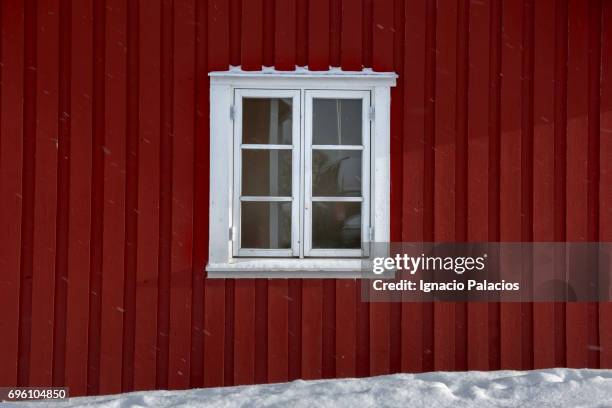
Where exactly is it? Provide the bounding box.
[232,89,301,257]
[303,89,370,258]
[207,68,396,278]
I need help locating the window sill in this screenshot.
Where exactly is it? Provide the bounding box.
[206,258,364,279]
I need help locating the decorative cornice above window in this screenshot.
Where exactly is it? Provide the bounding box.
[209,66,397,87]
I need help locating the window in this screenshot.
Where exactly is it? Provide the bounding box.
[304,90,371,257]
[207,68,397,278]
[233,89,300,257]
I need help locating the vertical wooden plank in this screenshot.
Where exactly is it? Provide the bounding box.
[454,0,469,371]
[0,0,24,388]
[322,279,335,379]
[17,0,37,387]
[262,0,274,67]
[87,0,106,394]
[134,0,160,391]
[241,0,262,70]
[208,0,229,69]
[401,0,426,373]
[121,0,139,392]
[454,1,469,243]
[229,0,241,66]
[274,0,296,70]
[433,0,457,371]
[335,280,355,377]
[566,0,589,368]
[368,0,393,376]
[156,0,174,390]
[308,0,329,70]
[520,0,535,371]
[168,0,195,390]
[203,280,225,387]
[466,0,490,371]
[190,0,208,389]
[389,0,405,375]
[362,0,372,67]
[421,0,436,372]
[340,0,362,71]
[586,0,601,369]
[302,280,323,379]
[355,280,369,377]
[296,0,308,67]
[65,0,92,395]
[499,0,523,370]
[532,0,556,369]
[372,0,392,72]
[223,278,235,386]
[234,280,255,384]
[369,301,390,375]
[52,0,72,387]
[287,280,302,380]
[255,278,268,384]
[203,0,229,388]
[99,0,126,394]
[30,0,59,387]
[329,0,341,67]
[255,279,268,383]
[487,0,502,371]
[552,0,568,369]
[388,0,403,370]
[267,279,289,382]
[599,0,612,369]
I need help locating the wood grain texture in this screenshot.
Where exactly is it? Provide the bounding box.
[0,0,608,395]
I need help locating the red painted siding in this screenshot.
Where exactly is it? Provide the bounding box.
[0,0,610,396]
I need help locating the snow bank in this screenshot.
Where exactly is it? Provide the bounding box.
[11,368,612,408]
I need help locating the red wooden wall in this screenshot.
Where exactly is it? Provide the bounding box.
[0,0,611,397]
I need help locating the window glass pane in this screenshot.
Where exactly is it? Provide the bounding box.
[241,202,292,249]
[242,149,292,196]
[313,99,362,145]
[312,150,361,197]
[312,202,361,249]
[243,98,292,144]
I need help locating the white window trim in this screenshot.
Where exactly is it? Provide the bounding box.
[303,89,370,258]
[232,88,301,257]
[207,67,397,278]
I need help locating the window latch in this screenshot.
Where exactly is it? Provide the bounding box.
[229,226,234,240]
[230,105,236,120]
[368,106,375,121]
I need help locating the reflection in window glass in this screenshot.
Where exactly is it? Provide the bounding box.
[243,98,292,144]
[242,150,292,196]
[312,202,361,249]
[241,201,292,249]
[313,99,362,145]
[312,150,361,197]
